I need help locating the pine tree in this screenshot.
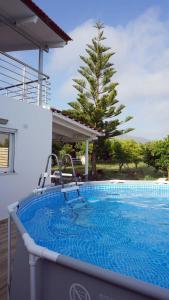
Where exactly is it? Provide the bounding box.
[64,22,133,177]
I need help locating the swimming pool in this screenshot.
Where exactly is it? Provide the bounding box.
[9,182,169,300]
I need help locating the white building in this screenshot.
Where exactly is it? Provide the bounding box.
[0,0,102,220]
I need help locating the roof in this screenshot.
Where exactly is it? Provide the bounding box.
[51,107,103,142]
[51,107,103,134]
[21,0,71,43]
[0,0,72,52]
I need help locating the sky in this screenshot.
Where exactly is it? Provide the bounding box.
[19,0,169,139]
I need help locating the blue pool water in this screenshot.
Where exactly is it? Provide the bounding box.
[18,183,169,289]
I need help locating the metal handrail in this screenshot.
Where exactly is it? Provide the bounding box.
[0,78,45,91]
[0,51,49,79]
[40,154,63,188]
[0,51,50,105]
[61,154,78,185]
[38,154,80,191]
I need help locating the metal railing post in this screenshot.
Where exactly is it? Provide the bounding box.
[22,66,26,102]
[38,49,43,106]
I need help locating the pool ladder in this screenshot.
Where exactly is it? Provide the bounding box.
[38,153,87,208]
[38,154,63,189]
[60,154,87,208]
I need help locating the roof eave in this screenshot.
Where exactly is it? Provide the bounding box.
[52,108,103,138]
[21,0,72,43]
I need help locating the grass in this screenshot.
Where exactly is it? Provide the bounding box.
[94,162,164,180]
[57,162,164,181]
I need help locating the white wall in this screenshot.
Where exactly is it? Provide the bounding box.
[0,96,52,220]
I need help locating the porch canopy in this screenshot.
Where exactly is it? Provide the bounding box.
[52,108,103,142]
[0,0,71,52]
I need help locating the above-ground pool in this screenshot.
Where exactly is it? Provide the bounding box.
[18,183,169,288]
[9,182,169,300]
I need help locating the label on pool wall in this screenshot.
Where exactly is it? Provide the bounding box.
[69,283,116,300]
[69,283,91,300]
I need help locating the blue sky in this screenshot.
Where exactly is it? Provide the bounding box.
[35,0,169,30]
[18,1,169,139]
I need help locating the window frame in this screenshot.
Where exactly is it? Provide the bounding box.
[0,127,16,174]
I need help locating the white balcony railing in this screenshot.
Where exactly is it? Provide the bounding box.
[0,51,50,106]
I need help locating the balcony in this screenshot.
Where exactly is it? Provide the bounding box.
[0,51,50,106]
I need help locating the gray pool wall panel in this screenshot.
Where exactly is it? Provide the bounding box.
[10,230,30,300]
[10,229,169,300]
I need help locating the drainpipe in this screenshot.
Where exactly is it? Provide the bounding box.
[85,140,89,181]
[38,49,43,106]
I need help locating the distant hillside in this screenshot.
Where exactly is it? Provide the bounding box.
[115,134,150,144]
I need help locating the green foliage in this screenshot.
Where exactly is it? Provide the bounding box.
[59,144,73,157]
[52,141,63,156]
[123,139,143,168]
[110,139,143,171]
[110,139,130,171]
[52,141,93,159]
[77,142,93,156]
[142,136,169,177]
[63,21,133,176]
[65,22,133,137]
[142,142,158,170]
[144,175,155,180]
[95,138,112,161]
[52,142,74,157]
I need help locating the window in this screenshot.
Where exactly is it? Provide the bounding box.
[0,130,15,173]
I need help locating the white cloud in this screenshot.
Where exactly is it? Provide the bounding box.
[48,20,95,74]
[47,8,169,139]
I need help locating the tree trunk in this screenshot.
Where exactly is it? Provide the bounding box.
[91,142,97,178]
[167,168,169,181]
[119,163,123,172]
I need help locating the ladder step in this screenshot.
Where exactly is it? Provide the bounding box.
[61,185,79,193]
[62,173,73,177]
[67,197,84,204]
[50,174,60,178]
[53,171,72,177]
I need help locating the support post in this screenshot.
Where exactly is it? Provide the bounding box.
[85,140,89,181]
[38,49,43,106]
[29,254,38,300]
